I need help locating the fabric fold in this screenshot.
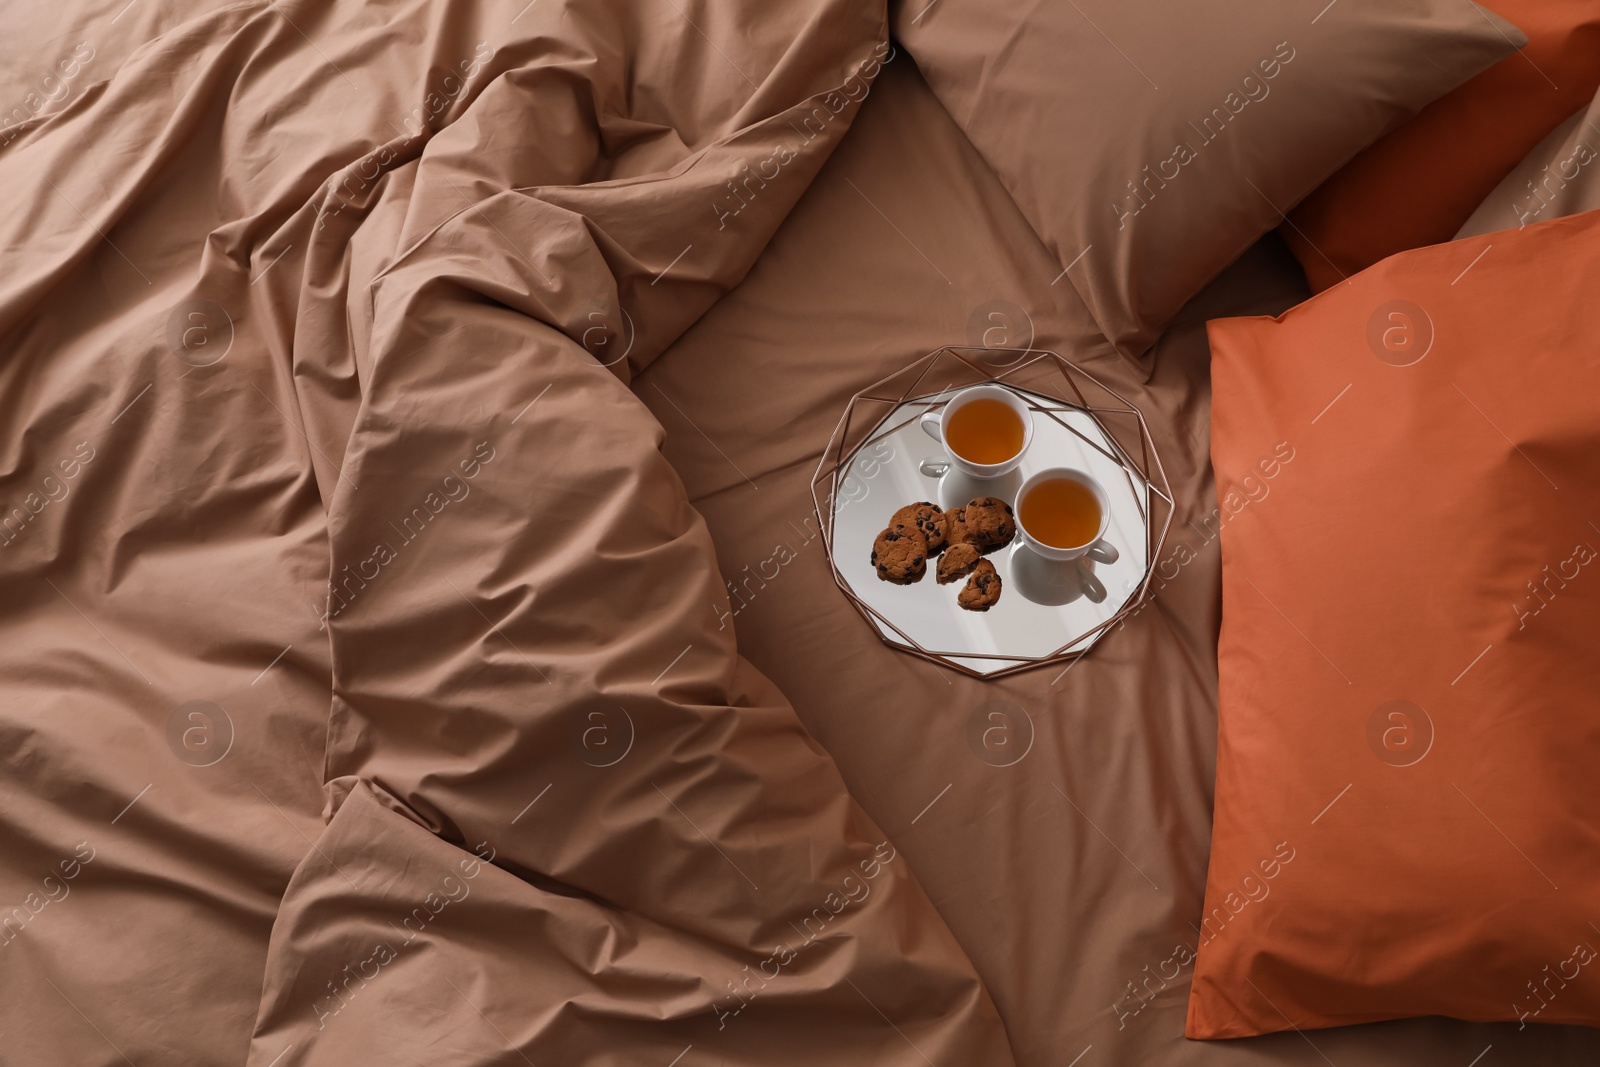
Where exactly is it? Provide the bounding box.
[0,1,1010,1063]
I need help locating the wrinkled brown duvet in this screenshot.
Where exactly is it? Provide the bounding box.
[4,2,1599,1066]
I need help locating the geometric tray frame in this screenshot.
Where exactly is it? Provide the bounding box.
[811,346,1175,679]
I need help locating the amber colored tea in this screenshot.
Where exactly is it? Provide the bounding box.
[944,397,1025,465]
[1019,477,1102,549]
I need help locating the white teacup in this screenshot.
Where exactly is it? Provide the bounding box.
[918,385,1033,478]
[1015,467,1120,564]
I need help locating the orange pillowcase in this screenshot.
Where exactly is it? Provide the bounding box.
[1284,0,1600,292]
[1191,208,1600,1038]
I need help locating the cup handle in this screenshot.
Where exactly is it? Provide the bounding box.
[1076,562,1107,603]
[919,407,943,442]
[1087,539,1118,565]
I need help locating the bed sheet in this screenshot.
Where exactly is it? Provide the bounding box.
[638,55,1600,1066]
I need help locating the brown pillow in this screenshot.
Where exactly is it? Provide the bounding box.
[893,0,1521,359]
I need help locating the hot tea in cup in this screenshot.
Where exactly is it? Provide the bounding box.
[944,397,1026,465]
[1014,467,1119,563]
[1018,475,1102,549]
[918,385,1033,478]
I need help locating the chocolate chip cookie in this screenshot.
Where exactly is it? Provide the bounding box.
[936,541,981,585]
[890,501,949,555]
[870,526,928,584]
[962,496,1016,554]
[945,505,970,548]
[957,558,1002,611]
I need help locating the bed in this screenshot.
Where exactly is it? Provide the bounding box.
[640,51,1600,1067]
[2,0,1597,1064]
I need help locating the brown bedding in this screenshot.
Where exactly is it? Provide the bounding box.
[0,2,1009,1064]
[639,55,1600,1065]
[4,1,1599,1065]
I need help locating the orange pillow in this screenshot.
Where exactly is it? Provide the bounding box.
[1190,208,1600,1039]
[1284,0,1600,292]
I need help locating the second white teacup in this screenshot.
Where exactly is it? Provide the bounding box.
[1014,467,1120,564]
